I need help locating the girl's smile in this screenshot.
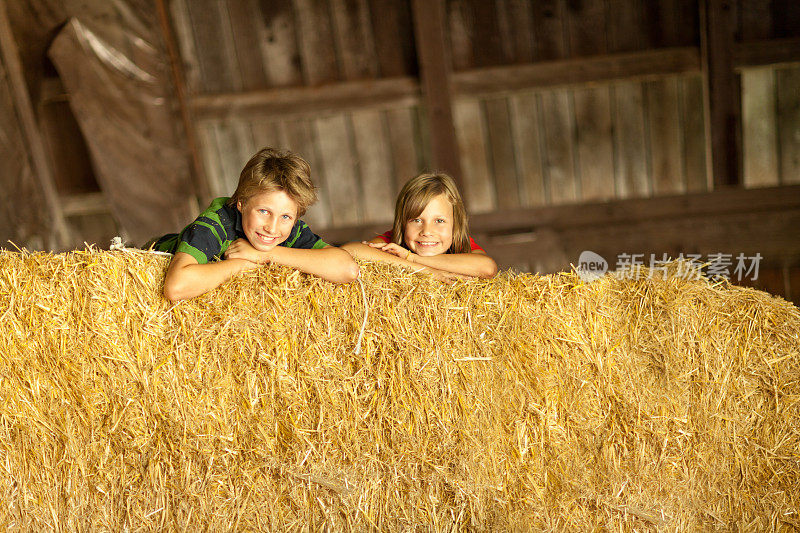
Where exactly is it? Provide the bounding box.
[238,189,298,251]
[403,193,454,256]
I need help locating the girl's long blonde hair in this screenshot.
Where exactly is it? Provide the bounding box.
[391,173,471,254]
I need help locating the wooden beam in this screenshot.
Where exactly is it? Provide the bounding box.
[452,47,701,96]
[0,0,71,249]
[191,76,420,120]
[410,0,463,184]
[700,0,741,188]
[155,0,210,204]
[734,37,800,69]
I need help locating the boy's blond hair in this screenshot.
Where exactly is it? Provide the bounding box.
[391,172,471,254]
[227,148,317,216]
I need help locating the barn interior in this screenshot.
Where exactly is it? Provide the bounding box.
[1,0,799,302]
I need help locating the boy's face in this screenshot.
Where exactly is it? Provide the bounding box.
[237,189,298,251]
[403,193,454,256]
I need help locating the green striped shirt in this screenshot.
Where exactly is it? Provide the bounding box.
[148,197,327,264]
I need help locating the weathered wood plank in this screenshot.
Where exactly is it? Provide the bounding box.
[226,0,269,90]
[197,123,228,198]
[281,118,332,228]
[350,109,394,223]
[495,0,535,63]
[741,68,779,187]
[611,81,650,198]
[185,0,242,93]
[250,118,287,152]
[606,0,644,53]
[565,0,607,57]
[452,98,494,213]
[330,0,379,79]
[681,74,708,192]
[210,121,255,195]
[737,0,773,41]
[293,0,339,84]
[777,66,800,184]
[509,91,545,206]
[646,78,685,195]
[700,0,741,187]
[314,114,362,226]
[385,106,421,193]
[484,97,520,209]
[366,0,415,77]
[191,76,419,120]
[256,0,303,86]
[540,89,577,204]
[573,86,615,201]
[531,0,568,61]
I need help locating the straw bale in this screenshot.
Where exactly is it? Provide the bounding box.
[0,248,798,530]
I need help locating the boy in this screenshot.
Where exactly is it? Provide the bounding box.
[149,147,359,301]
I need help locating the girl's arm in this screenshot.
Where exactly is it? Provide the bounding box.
[340,241,468,282]
[225,239,359,284]
[163,252,257,302]
[365,239,498,279]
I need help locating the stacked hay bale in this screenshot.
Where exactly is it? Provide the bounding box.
[0,249,798,530]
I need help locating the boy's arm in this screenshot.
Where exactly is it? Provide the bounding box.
[163,252,257,302]
[225,239,359,284]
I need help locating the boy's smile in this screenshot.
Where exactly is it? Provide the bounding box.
[237,189,298,252]
[403,193,454,256]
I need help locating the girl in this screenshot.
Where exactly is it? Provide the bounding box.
[342,173,498,280]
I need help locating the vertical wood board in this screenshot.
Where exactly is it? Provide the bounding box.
[777,66,800,184]
[351,109,394,222]
[226,0,269,90]
[531,0,568,61]
[314,114,362,225]
[680,74,708,192]
[282,118,332,228]
[483,97,520,209]
[611,81,650,198]
[540,89,578,204]
[366,0,416,77]
[293,0,339,84]
[330,0,379,79]
[385,106,421,193]
[573,86,615,201]
[185,0,242,93]
[509,91,546,206]
[741,68,778,187]
[453,98,495,213]
[565,0,608,56]
[646,78,685,195]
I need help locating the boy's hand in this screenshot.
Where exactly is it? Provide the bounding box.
[365,241,416,262]
[224,238,270,264]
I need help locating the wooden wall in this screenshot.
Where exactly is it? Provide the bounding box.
[168,0,799,233]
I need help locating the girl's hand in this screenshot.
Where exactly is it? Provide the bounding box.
[224,238,270,264]
[365,241,416,262]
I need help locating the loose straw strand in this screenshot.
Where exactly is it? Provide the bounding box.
[354,276,369,355]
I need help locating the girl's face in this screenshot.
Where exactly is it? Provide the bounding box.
[237,189,298,251]
[403,193,454,256]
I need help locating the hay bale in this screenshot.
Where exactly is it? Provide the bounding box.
[0,248,798,530]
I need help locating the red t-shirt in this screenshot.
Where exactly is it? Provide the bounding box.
[375,230,484,252]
